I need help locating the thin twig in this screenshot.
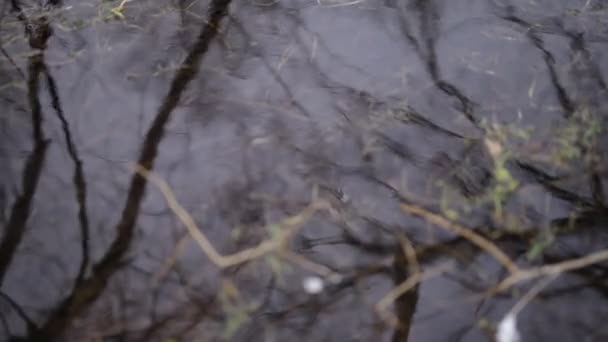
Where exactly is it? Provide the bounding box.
[400,203,608,294]
[509,274,557,316]
[132,164,328,269]
[493,249,608,293]
[398,233,419,274]
[400,203,520,274]
[376,262,451,328]
[281,251,342,283]
[152,233,190,285]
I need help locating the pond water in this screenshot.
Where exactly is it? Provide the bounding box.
[1,0,608,341]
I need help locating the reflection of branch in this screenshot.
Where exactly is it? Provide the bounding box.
[227,15,314,119]
[24,1,234,340]
[396,1,479,126]
[43,66,90,286]
[517,161,594,208]
[0,45,25,79]
[0,53,48,287]
[0,0,61,291]
[590,171,605,207]
[499,9,575,117]
[0,291,38,334]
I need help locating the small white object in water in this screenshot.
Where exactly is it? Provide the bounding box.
[496,313,520,342]
[302,276,324,294]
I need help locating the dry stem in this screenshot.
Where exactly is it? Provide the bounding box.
[400,203,520,274]
[133,164,328,269]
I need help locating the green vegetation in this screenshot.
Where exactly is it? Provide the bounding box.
[552,107,602,166]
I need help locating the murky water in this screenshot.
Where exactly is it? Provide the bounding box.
[1,0,608,341]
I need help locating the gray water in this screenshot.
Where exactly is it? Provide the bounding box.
[1,0,608,341]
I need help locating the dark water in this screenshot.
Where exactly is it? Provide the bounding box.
[1,0,608,341]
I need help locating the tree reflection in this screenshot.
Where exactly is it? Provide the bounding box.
[0,0,607,341]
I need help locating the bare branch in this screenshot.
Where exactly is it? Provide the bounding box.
[400,203,520,274]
